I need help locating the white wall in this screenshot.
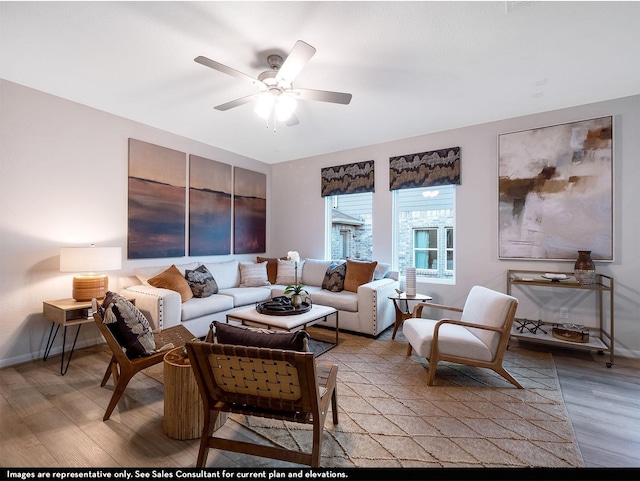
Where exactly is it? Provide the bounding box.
[0,79,271,367]
[270,95,640,358]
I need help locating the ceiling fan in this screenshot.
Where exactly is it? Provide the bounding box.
[195,40,352,128]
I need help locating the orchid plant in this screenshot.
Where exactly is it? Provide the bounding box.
[283,250,307,296]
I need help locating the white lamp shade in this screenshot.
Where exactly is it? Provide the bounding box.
[60,247,122,273]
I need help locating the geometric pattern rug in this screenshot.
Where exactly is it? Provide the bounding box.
[232,331,585,468]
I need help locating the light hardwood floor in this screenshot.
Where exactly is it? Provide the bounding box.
[1,331,639,468]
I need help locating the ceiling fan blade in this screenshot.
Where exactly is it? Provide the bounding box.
[276,40,316,86]
[286,113,300,127]
[195,56,262,87]
[214,94,257,111]
[293,88,352,105]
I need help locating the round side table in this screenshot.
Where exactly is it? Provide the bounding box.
[163,347,228,440]
[388,292,432,339]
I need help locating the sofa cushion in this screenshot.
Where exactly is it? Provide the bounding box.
[275,258,305,285]
[302,258,333,287]
[181,295,234,321]
[185,265,218,298]
[322,261,346,292]
[239,261,270,287]
[344,259,378,293]
[148,265,194,302]
[213,321,309,351]
[134,262,199,286]
[307,289,358,312]
[101,291,156,358]
[373,262,392,280]
[217,287,272,307]
[202,259,240,289]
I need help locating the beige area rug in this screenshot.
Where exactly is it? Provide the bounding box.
[144,332,584,468]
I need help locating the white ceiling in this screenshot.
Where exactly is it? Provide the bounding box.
[1,1,639,164]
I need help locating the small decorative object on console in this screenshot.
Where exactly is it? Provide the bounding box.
[552,323,590,343]
[574,250,596,285]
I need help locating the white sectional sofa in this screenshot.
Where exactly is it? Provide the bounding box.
[122,258,399,339]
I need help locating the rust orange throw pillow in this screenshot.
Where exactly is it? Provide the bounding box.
[343,259,378,292]
[148,264,194,303]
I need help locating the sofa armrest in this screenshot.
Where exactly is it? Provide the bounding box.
[121,285,182,331]
[357,278,400,336]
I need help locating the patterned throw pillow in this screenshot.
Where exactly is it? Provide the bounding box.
[185,265,218,298]
[239,261,270,287]
[322,261,346,292]
[101,291,156,358]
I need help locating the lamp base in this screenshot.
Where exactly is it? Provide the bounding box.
[72,274,108,302]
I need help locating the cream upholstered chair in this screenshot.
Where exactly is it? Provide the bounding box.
[403,285,522,388]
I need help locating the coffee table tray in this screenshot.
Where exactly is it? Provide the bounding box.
[256,301,312,316]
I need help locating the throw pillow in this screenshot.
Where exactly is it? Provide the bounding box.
[275,258,304,285]
[256,256,287,284]
[213,321,309,352]
[148,265,194,303]
[373,262,392,280]
[101,291,156,358]
[185,265,218,298]
[343,259,378,293]
[322,261,346,292]
[239,261,270,287]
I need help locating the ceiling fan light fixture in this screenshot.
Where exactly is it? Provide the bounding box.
[255,92,275,119]
[275,95,297,121]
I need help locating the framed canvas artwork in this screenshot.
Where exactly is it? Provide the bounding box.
[128,139,186,259]
[189,155,232,256]
[498,116,613,261]
[233,167,266,254]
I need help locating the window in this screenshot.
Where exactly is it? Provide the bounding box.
[394,185,455,281]
[326,192,373,261]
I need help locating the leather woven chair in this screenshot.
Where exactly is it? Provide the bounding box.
[185,341,339,468]
[92,299,194,420]
[403,285,522,388]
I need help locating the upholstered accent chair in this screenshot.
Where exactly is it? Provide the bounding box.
[186,341,339,467]
[403,285,522,388]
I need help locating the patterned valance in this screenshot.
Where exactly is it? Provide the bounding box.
[321,160,375,197]
[389,147,460,190]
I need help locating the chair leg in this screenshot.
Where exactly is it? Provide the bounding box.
[196,411,217,468]
[427,361,438,386]
[331,388,339,425]
[494,367,523,389]
[406,343,413,356]
[311,418,322,468]
[103,370,135,421]
[100,356,117,387]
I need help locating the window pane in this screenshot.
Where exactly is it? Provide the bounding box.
[328,192,373,261]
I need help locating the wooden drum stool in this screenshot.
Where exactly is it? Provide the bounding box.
[163,347,228,440]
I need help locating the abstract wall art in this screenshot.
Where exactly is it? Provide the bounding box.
[128,139,186,259]
[233,167,266,254]
[498,116,613,260]
[189,155,232,256]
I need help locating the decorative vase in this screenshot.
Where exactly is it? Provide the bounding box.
[291,294,303,308]
[405,267,417,296]
[574,250,596,285]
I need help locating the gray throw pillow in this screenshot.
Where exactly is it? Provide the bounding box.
[213,321,309,352]
[322,261,346,292]
[185,265,218,298]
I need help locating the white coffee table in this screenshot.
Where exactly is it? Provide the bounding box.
[226,304,339,344]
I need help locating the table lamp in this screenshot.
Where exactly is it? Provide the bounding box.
[60,245,122,301]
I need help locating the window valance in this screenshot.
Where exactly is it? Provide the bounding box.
[389,147,460,190]
[321,160,374,197]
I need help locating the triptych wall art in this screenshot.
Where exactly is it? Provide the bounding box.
[498,116,613,261]
[127,138,266,259]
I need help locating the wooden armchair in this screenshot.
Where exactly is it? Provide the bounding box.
[402,285,522,388]
[185,341,339,468]
[92,298,194,420]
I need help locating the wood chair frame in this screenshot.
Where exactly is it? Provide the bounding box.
[92,299,194,420]
[185,341,339,468]
[407,297,522,389]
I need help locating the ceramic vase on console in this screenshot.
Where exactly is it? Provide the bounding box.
[574,250,596,285]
